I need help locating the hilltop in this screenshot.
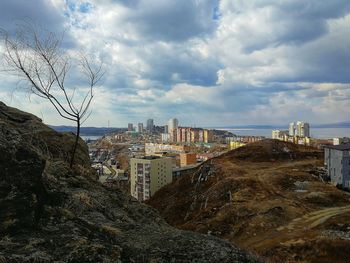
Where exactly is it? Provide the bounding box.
[0,102,259,262]
[148,140,350,262]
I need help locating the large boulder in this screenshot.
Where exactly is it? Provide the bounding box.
[0,102,259,262]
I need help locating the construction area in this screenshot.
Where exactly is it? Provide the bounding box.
[147,140,350,262]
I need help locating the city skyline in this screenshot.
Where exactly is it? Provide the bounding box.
[1,1,350,127]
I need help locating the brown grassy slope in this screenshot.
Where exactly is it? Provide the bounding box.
[147,139,350,263]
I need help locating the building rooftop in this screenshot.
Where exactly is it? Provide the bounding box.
[324,143,350,151]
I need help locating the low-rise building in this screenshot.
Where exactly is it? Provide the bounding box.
[196,153,214,162]
[324,144,350,189]
[229,141,246,150]
[333,137,350,145]
[145,143,190,155]
[130,156,172,201]
[180,153,197,167]
[272,130,289,140]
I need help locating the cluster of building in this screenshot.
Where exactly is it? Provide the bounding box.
[145,143,191,155]
[226,136,265,150]
[145,143,201,167]
[128,119,155,133]
[161,118,214,143]
[272,121,311,145]
[129,151,218,202]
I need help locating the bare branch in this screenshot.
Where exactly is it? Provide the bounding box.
[0,23,104,167]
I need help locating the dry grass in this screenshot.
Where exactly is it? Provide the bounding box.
[148,140,350,262]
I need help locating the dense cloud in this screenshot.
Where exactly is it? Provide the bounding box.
[0,0,350,126]
[0,0,64,32]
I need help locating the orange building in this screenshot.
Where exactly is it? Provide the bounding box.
[180,153,197,167]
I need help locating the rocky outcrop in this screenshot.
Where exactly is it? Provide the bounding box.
[0,102,259,262]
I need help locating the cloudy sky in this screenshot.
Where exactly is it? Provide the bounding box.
[1,0,350,127]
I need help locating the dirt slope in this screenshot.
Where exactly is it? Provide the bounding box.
[148,140,350,262]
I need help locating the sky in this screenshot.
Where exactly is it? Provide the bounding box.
[0,0,350,127]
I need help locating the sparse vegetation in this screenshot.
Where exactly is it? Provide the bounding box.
[148,140,350,262]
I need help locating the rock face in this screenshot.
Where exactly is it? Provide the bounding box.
[0,102,259,263]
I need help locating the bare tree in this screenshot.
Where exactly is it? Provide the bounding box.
[1,24,104,167]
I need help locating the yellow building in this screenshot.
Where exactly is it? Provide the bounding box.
[190,130,199,143]
[204,129,214,143]
[229,141,246,150]
[130,156,172,201]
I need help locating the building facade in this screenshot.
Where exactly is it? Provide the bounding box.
[168,118,179,131]
[130,156,172,201]
[161,133,170,142]
[204,129,214,143]
[333,137,350,145]
[146,119,154,133]
[289,122,295,136]
[296,121,310,137]
[137,123,143,133]
[324,144,350,189]
[128,123,133,131]
[229,141,246,150]
[145,143,191,155]
[289,121,310,137]
[179,153,197,167]
[272,130,288,140]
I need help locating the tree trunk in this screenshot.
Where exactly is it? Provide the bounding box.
[70,118,80,168]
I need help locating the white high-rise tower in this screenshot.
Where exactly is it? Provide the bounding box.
[168,118,179,131]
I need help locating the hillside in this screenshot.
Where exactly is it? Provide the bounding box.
[148,140,350,262]
[0,102,259,263]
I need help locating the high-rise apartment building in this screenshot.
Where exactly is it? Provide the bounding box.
[137,123,143,133]
[204,130,214,143]
[130,156,172,201]
[296,121,310,137]
[198,129,204,142]
[161,133,170,142]
[128,123,134,131]
[289,122,295,136]
[146,119,154,133]
[168,118,178,143]
[289,121,310,137]
[168,118,179,131]
[164,125,168,134]
[190,129,199,142]
[170,128,177,143]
